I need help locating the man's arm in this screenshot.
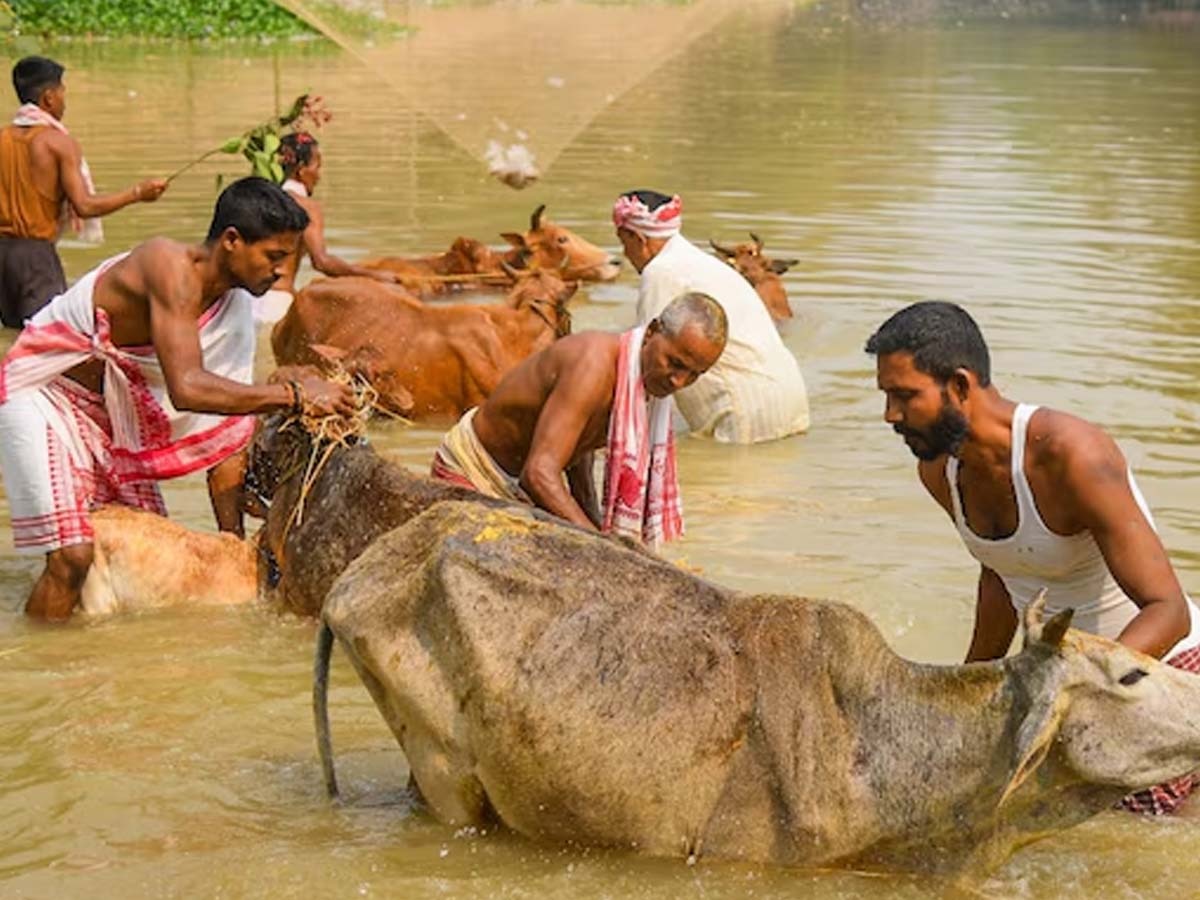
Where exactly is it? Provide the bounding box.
[1060,428,1190,659]
[520,351,611,530]
[301,201,398,283]
[146,256,355,417]
[566,452,601,528]
[965,566,1019,662]
[208,451,247,536]
[53,133,166,218]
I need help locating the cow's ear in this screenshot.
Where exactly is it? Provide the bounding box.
[501,232,527,249]
[769,259,798,275]
[1041,609,1073,647]
[999,693,1064,809]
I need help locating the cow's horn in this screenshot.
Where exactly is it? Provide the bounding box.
[709,239,735,258]
[749,231,764,252]
[530,204,546,231]
[1022,588,1073,648]
[1023,588,1048,639]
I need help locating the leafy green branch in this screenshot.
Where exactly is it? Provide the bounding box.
[166,92,332,186]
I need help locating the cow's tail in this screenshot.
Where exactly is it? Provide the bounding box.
[313,620,340,800]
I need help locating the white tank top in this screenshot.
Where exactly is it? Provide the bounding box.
[946,403,1200,658]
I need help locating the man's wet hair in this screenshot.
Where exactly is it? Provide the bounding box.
[619,189,675,212]
[12,56,64,105]
[659,291,728,349]
[278,132,319,175]
[205,177,309,244]
[864,301,991,386]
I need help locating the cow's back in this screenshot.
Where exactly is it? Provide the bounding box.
[324,502,859,856]
[261,446,500,616]
[271,278,424,366]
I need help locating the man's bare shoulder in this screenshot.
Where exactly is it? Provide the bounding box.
[293,192,321,218]
[121,238,203,299]
[1026,407,1125,481]
[33,126,77,152]
[547,331,621,367]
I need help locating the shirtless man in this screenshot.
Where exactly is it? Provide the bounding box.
[0,56,168,326]
[432,292,726,544]
[256,132,396,322]
[867,300,1200,814]
[0,176,355,621]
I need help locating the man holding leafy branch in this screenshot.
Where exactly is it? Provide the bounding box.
[0,55,168,326]
[255,128,399,323]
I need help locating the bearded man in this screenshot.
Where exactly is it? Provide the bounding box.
[867,300,1200,815]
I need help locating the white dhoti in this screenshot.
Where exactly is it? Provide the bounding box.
[0,254,257,552]
[429,408,531,503]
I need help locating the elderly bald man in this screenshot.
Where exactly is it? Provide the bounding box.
[432,292,727,547]
[613,189,809,444]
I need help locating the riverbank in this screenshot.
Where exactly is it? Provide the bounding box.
[7,0,404,42]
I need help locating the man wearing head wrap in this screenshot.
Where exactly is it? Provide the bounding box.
[613,189,809,444]
[255,132,399,324]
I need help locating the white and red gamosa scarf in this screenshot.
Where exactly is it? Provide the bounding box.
[0,254,256,482]
[601,325,684,547]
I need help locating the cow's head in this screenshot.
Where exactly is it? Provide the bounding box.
[710,233,798,278]
[999,591,1200,810]
[501,204,621,282]
[446,236,504,276]
[710,233,797,321]
[502,262,578,338]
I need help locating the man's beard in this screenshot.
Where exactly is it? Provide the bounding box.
[894,397,969,461]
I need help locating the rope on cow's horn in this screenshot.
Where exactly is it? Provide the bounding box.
[280,367,410,538]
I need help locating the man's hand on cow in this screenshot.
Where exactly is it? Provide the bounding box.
[298,375,357,417]
[370,270,401,284]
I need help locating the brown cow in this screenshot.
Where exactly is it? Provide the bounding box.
[80,505,258,616]
[316,500,1200,876]
[244,412,528,617]
[358,237,507,297]
[271,268,577,420]
[360,205,620,296]
[710,233,797,322]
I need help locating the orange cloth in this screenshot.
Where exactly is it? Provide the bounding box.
[0,125,60,241]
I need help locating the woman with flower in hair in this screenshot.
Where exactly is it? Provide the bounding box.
[256,131,397,324]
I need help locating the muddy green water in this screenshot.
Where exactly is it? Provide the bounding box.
[1,4,1199,897]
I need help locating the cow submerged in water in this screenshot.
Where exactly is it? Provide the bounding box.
[315,501,1200,876]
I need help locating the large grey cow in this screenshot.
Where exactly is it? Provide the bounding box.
[315,501,1200,876]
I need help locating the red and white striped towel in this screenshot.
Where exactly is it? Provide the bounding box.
[601,326,683,547]
[0,254,256,481]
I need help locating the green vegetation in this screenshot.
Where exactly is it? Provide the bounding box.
[7,0,405,41]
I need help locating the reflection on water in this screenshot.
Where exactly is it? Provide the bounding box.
[1,4,1200,897]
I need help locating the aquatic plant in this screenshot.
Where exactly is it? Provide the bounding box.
[6,0,407,41]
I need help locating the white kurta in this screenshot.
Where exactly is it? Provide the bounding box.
[635,234,809,444]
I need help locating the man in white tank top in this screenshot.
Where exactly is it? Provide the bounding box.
[866,301,1200,816]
